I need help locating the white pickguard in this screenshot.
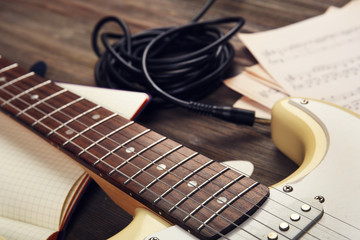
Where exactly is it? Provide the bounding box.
[274,99,360,239]
[145,98,360,239]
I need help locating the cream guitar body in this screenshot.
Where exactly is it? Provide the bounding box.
[103,98,360,239]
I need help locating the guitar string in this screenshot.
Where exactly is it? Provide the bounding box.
[1,68,320,239]
[0,80,337,240]
[0,69,267,239]
[1,78,294,240]
[0,76,241,240]
[49,83,357,239]
[0,66,349,239]
[0,64,353,240]
[0,61,324,237]
[0,65,354,239]
[2,66,358,240]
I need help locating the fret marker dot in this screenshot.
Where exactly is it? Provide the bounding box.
[92,114,101,120]
[187,180,197,188]
[157,164,166,171]
[30,94,39,100]
[65,129,74,135]
[126,147,135,153]
[217,196,227,204]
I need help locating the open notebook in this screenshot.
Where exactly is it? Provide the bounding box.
[0,83,149,240]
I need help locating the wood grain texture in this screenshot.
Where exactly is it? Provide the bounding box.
[0,0,350,239]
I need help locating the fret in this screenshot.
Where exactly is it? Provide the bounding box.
[77,121,134,156]
[110,137,168,177]
[182,175,244,223]
[138,152,198,195]
[168,167,229,213]
[123,143,182,185]
[153,160,213,204]
[31,96,84,126]
[92,129,151,166]
[197,182,260,231]
[0,58,271,240]
[0,63,18,74]
[62,113,117,146]
[0,80,51,107]
[46,105,100,136]
[16,88,67,117]
[0,72,34,90]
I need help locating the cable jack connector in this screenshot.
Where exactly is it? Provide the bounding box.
[188,101,255,126]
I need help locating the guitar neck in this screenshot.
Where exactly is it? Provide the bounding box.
[0,57,268,239]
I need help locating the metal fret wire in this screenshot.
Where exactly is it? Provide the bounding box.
[169,168,229,213]
[138,152,199,195]
[16,88,67,117]
[1,64,351,239]
[76,121,135,156]
[0,74,240,239]
[46,105,101,136]
[123,144,183,185]
[0,64,316,236]
[7,66,357,239]
[0,79,51,107]
[57,88,356,240]
[0,68,338,239]
[31,96,85,127]
[1,74,284,238]
[62,113,118,146]
[56,101,328,240]
[0,66,350,239]
[0,71,300,239]
[153,160,213,204]
[57,109,278,239]
[0,63,18,74]
[199,182,260,232]
[183,175,244,222]
[0,70,33,88]
[92,129,151,166]
[109,136,167,176]
[0,71,263,239]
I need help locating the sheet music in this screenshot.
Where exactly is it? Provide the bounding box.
[239,1,360,114]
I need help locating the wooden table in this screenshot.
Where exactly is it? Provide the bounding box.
[0,0,350,239]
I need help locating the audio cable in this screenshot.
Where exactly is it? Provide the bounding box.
[91,0,263,126]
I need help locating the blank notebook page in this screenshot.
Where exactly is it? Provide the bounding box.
[0,112,86,238]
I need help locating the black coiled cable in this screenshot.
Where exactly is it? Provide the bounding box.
[91,0,256,125]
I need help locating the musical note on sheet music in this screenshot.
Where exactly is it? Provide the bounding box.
[284,56,360,90]
[261,26,360,65]
[321,87,360,112]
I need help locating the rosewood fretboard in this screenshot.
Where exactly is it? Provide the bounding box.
[0,57,269,239]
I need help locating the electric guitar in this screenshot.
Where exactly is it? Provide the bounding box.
[0,57,359,240]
